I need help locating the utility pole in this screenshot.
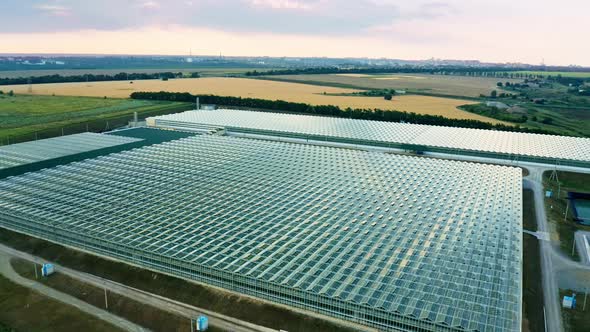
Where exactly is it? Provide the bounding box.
[565,200,570,222]
[196,97,200,110]
[33,263,38,279]
[61,128,64,136]
[572,236,576,257]
[104,285,108,310]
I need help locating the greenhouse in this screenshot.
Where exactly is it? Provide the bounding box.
[148,109,590,167]
[0,132,143,170]
[0,135,522,331]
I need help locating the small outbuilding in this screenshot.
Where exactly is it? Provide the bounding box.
[563,294,576,309]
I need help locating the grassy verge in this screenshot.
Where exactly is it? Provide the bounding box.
[522,189,545,332]
[0,322,15,332]
[0,272,121,332]
[543,171,590,260]
[0,227,355,332]
[10,258,223,332]
[458,103,527,123]
[0,94,192,144]
[559,289,590,332]
[523,190,537,232]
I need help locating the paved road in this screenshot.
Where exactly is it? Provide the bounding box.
[0,253,145,332]
[0,243,279,332]
[523,229,550,241]
[524,168,563,332]
[574,231,590,265]
[524,166,590,332]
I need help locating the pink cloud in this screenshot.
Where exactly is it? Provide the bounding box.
[138,1,160,9]
[34,4,71,16]
[247,0,315,10]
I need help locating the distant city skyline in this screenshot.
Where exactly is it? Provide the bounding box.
[0,0,588,66]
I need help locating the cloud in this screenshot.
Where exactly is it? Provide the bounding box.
[247,0,315,10]
[33,4,71,16]
[8,0,399,35]
[138,1,160,9]
[2,0,588,66]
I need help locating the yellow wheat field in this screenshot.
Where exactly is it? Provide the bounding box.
[3,77,502,123]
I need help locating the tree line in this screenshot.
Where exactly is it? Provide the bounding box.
[244,66,527,77]
[0,72,200,86]
[244,67,590,82]
[130,91,560,135]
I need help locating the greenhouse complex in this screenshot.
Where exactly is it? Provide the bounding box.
[0,134,522,332]
[0,132,142,170]
[147,109,590,167]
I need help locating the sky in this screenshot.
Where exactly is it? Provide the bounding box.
[0,0,588,66]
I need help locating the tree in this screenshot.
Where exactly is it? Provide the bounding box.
[490,90,497,98]
[384,94,393,100]
[497,82,503,87]
[7,90,13,96]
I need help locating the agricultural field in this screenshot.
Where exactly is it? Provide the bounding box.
[0,67,265,78]
[256,73,521,97]
[1,78,503,123]
[0,94,191,140]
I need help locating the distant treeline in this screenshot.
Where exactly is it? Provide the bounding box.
[245,67,590,82]
[130,91,559,135]
[244,66,527,77]
[0,72,200,85]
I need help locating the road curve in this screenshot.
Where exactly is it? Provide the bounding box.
[0,253,145,332]
[0,243,280,332]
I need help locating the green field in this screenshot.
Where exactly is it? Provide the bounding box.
[515,71,590,78]
[544,171,590,259]
[0,94,191,143]
[0,272,120,332]
[461,102,590,137]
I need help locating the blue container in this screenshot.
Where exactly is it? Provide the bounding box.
[197,316,208,331]
[41,263,55,277]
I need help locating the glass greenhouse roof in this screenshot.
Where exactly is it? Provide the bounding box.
[0,133,143,170]
[0,135,522,331]
[148,109,590,165]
